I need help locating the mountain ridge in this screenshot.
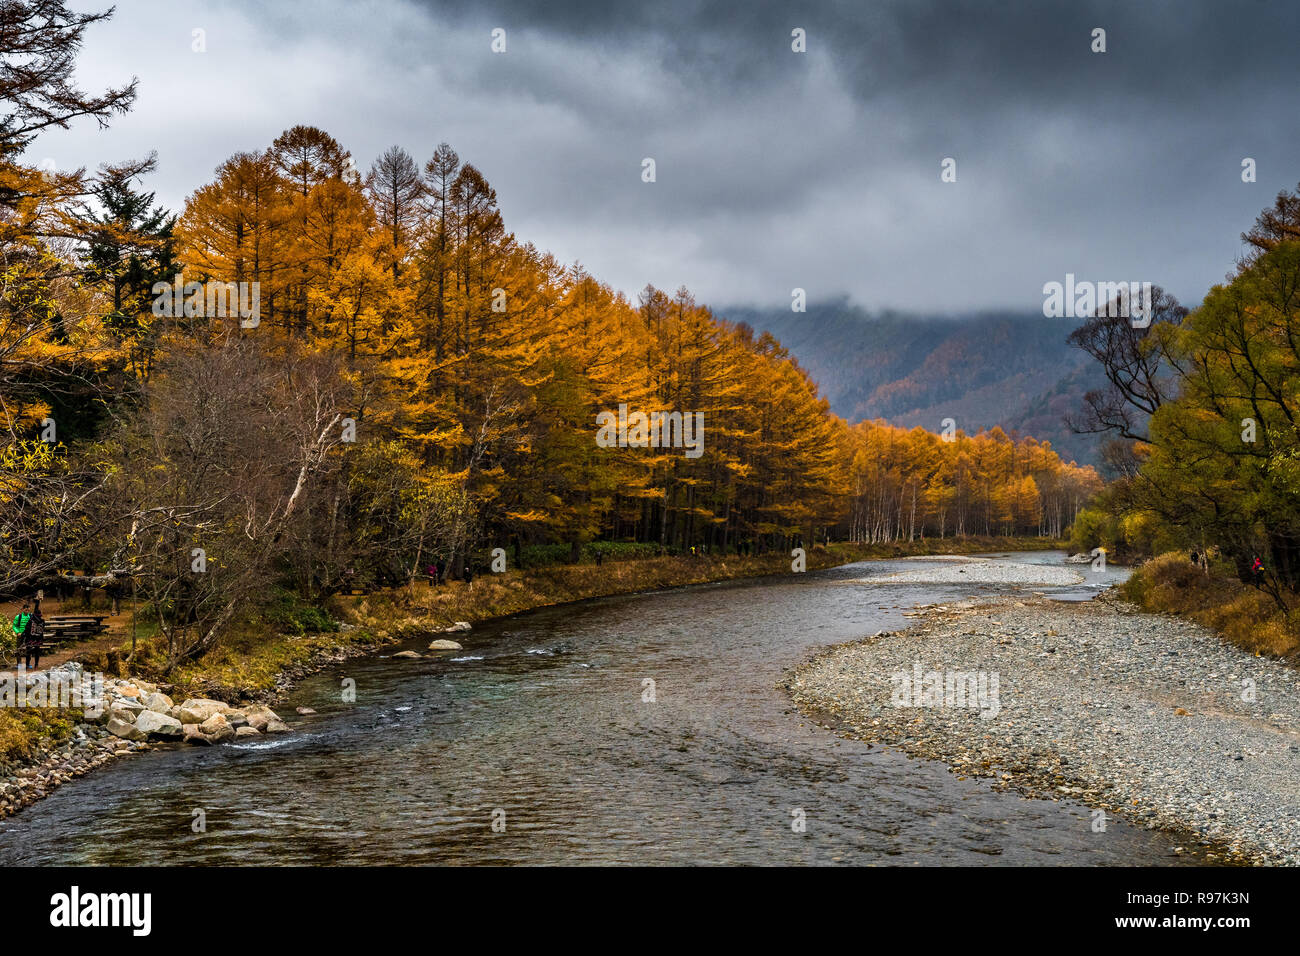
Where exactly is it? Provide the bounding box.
[719,299,1106,466]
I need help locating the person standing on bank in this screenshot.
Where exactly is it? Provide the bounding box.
[11,601,31,663]
[23,605,43,669]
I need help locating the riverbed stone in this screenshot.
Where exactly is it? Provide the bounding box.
[264,719,290,733]
[198,713,235,742]
[234,726,261,737]
[140,691,174,713]
[106,705,143,727]
[135,711,183,738]
[176,698,227,724]
[105,715,145,741]
[393,650,422,658]
[181,724,210,746]
[427,639,463,651]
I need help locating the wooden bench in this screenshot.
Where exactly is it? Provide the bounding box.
[42,616,109,646]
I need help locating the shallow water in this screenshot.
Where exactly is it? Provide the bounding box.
[0,551,1209,865]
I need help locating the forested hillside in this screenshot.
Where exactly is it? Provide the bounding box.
[729,302,1111,467]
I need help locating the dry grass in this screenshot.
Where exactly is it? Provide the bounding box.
[0,707,79,764]
[1122,551,1300,657]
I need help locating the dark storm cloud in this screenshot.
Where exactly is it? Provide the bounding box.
[39,0,1300,312]
[428,0,1298,102]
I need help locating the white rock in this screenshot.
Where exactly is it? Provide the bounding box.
[140,691,174,713]
[427,639,463,651]
[135,710,183,738]
[106,715,146,741]
[176,698,227,724]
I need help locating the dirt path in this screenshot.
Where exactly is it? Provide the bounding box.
[1,598,132,671]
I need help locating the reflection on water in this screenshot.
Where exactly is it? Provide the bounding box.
[0,552,1208,865]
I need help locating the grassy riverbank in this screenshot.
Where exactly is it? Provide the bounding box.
[1120,552,1300,658]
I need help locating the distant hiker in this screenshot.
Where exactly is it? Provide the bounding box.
[1190,550,1200,566]
[11,601,31,649]
[1252,556,1265,588]
[425,564,437,587]
[464,564,475,585]
[434,560,444,585]
[23,606,43,669]
[595,549,603,567]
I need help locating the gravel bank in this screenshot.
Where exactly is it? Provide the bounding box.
[787,594,1300,865]
[859,556,1086,587]
[1,726,149,819]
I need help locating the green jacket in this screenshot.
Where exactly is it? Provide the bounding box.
[11,612,31,638]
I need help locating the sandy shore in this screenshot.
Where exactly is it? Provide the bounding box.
[787,590,1300,865]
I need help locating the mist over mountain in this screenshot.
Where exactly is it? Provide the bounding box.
[722,299,1109,466]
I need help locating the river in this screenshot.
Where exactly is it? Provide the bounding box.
[0,552,1212,865]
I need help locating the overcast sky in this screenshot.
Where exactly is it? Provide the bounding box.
[28,0,1300,314]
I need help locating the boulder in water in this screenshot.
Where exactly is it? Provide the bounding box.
[198,713,236,742]
[427,639,463,651]
[181,724,210,746]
